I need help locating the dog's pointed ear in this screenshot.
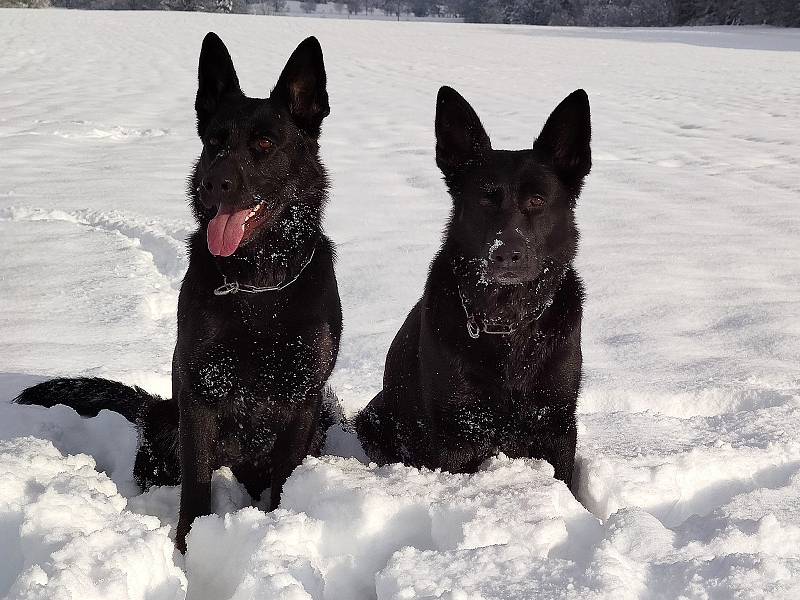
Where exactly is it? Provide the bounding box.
[271,37,329,138]
[533,89,592,185]
[435,86,491,175]
[195,32,242,137]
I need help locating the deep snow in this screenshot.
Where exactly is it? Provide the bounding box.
[1,9,799,599]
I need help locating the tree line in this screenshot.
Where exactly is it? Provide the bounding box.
[454,0,800,27]
[2,0,798,26]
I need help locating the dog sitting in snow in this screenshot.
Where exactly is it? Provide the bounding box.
[355,87,591,487]
[16,33,342,552]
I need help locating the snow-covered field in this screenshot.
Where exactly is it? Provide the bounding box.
[1,9,799,599]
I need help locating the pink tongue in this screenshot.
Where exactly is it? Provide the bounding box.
[207,204,251,257]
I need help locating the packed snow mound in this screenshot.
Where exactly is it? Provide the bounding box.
[0,437,186,600]
[4,409,799,599]
[180,454,799,600]
[4,437,800,599]
[0,389,140,496]
[185,455,598,600]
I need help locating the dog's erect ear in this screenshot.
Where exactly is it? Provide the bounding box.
[271,37,329,138]
[195,32,242,137]
[533,89,592,184]
[435,86,491,175]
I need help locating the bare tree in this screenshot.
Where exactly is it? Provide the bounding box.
[383,0,405,19]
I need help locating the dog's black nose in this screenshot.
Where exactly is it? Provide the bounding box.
[489,241,525,266]
[200,157,240,205]
[201,177,234,193]
[487,234,531,283]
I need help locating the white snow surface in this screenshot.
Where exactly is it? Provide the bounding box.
[1,9,800,599]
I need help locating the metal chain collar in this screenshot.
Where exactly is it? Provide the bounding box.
[213,247,316,296]
[457,283,552,340]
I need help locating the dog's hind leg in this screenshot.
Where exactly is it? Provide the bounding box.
[133,398,180,489]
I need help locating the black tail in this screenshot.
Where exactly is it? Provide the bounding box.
[15,377,181,489]
[14,376,159,423]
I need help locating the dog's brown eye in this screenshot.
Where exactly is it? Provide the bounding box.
[526,195,546,210]
[257,137,273,152]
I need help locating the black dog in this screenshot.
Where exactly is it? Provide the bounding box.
[16,33,342,552]
[355,87,590,487]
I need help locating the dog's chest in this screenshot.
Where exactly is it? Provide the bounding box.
[187,321,317,404]
[443,339,553,434]
[201,334,314,458]
[228,297,287,333]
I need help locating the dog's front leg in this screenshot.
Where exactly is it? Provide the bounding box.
[524,332,581,491]
[267,387,325,510]
[175,399,219,553]
[547,418,578,489]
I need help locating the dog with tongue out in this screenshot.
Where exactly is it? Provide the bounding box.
[175,32,343,551]
[15,32,342,554]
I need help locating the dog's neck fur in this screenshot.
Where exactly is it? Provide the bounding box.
[211,202,323,290]
[447,248,567,328]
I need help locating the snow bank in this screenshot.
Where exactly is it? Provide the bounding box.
[0,389,139,496]
[180,453,800,599]
[0,437,186,600]
[183,455,600,600]
[577,402,800,525]
[4,437,799,599]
